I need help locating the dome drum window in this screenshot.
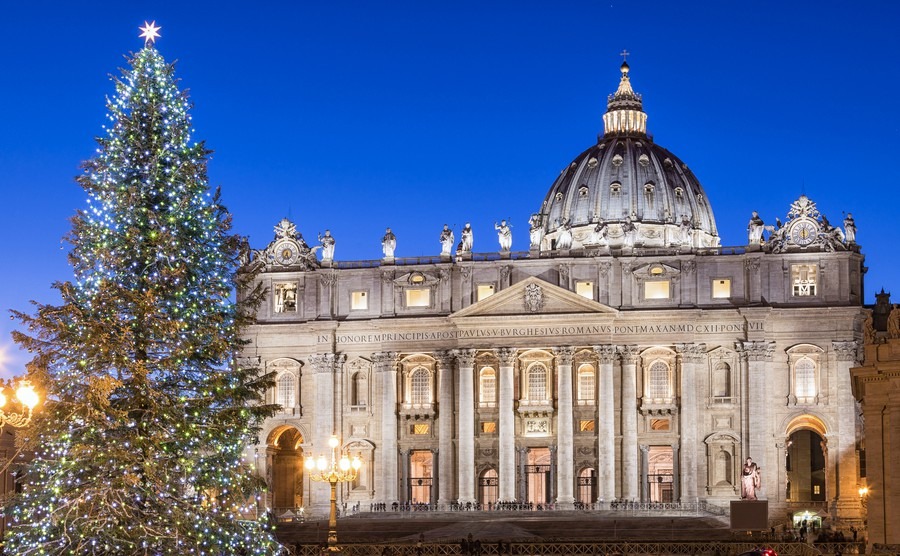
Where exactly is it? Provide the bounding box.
[639,154,650,167]
[644,182,655,194]
[578,185,589,197]
[610,182,622,194]
[612,154,624,167]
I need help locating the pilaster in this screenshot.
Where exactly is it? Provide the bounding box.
[497,347,518,501]
[619,345,640,500]
[374,351,399,504]
[435,350,455,507]
[593,345,617,503]
[675,343,705,502]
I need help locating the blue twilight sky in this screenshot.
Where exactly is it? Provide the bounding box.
[1,1,899,379]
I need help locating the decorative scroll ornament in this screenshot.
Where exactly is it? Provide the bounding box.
[523,283,545,313]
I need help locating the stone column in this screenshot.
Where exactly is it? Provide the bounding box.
[860,402,885,546]
[619,345,640,500]
[517,446,527,501]
[374,352,399,504]
[640,444,649,502]
[832,341,862,520]
[454,349,477,504]
[676,343,705,502]
[672,444,681,502]
[555,346,576,508]
[497,348,518,501]
[741,341,775,498]
[399,449,409,504]
[549,444,558,504]
[593,345,617,504]
[435,350,455,507]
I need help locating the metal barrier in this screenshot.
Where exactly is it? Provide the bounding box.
[290,541,827,556]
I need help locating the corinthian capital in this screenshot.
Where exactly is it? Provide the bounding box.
[496,348,518,366]
[554,346,576,365]
[618,345,640,364]
[676,343,707,363]
[371,351,399,372]
[832,341,861,362]
[739,341,775,361]
[453,349,477,368]
[309,353,339,374]
[592,345,617,364]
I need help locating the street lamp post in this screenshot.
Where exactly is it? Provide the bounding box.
[304,435,361,552]
[0,379,39,429]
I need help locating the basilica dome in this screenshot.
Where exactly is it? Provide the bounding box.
[536,62,719,250]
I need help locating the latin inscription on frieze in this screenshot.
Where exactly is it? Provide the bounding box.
[317,321,763,345]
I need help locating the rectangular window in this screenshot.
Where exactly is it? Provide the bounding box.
[576,281,594,300]
[411,424,430,435]
[477,284,495,301]
[351,290,368,310]
[650,418,670,431]
[406,288,431,307]
[481,422,497,434]
[712,279,731,299]
[644,281,670,299]
[579,420,595,432]
[792,264,818,297]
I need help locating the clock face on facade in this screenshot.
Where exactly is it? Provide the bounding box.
[790,219,818,246]
[274,240,299,265]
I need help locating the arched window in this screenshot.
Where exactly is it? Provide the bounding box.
[277,373,296,409]
[712,362,731,398]
[480,368,496,404]
[647,361,670,399]
[795,357,816,399]
[351,371,368,407]
[528,364,548,401]
[410,368,431,405]
[578,364,596,402]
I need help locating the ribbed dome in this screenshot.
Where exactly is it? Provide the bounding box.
[536,62,719,251]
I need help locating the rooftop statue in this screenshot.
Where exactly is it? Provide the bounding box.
[318,229,335,262]
[495,220,512,252]
[747,211,765,245]
[382,227,396,259]
[459,223,474,254]
[439,225,454,257]
[528,213,544,250]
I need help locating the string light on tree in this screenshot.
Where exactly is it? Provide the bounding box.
[6,22,279,555]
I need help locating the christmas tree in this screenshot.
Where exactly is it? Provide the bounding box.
[7,23,280,555]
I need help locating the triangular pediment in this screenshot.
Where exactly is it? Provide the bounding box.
[451,276,618,318]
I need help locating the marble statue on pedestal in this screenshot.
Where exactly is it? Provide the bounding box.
[495,220,512,252]
[747,211,764,244]
[459,223,473,254]
[439,225,454,257]
[318,230,335,261]
[556,218,573,250]
[382,227,396,259]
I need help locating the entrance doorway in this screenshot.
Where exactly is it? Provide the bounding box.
[526,447,551,505]
[269,427,304,511]
[479,468,499,506]
[786,429,826,501]
[408,450,433,504]
[578,468,597,505]
[647,446,674,503]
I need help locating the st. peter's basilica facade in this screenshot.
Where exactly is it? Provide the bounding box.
[241,62,866,532]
